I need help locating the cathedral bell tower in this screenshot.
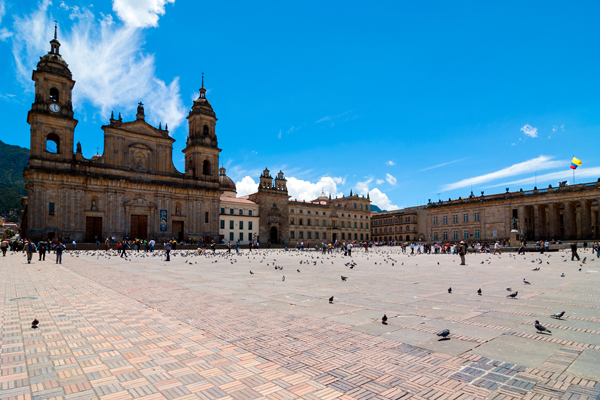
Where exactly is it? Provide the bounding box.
[183,74,220,181]
[27,24,78,164]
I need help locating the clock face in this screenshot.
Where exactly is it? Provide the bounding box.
[49,103,60,112]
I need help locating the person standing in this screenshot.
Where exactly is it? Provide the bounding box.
[458,241,466,265]
[56,241,64,264]
[227,241,231,254]
[165,241,171,261]
[1,240,7,256]
[121,241,128,258]
[38,240,47,261]
[570,242,580,261]
[235,240,240,253]
[26,240,36,263]
[149,239,155,252]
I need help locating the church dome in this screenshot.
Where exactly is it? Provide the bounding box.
[219,167,236,196]
[317,190,328,201]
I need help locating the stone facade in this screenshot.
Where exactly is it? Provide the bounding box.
[23,34,222,242]
[218,167,260,245]
[247,169,290,244]
[370,206,427,243]
[426,183,600,242]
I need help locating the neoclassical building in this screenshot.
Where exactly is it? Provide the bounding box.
[23,33,223,242]
[218,167,259,245]
[248,169,372,244]
[370,206,427,243]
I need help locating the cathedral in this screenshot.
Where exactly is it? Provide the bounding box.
[23,30,224,242]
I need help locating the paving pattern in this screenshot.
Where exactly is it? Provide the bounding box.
[1,247,599,400]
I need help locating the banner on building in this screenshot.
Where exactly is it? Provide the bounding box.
[160,210,167,231]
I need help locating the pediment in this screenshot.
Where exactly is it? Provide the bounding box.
[123,197,157,209]
[104,120,174,141]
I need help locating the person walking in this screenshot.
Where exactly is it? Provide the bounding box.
[1,240,7,256]
[235,240,240,253]
[56,241,65,264]
[458,241,466,265]
[227,241,231,254]
[570,242,580,261]
[38,240,47,261]
[26,240,36,263]
[121,241,128,258]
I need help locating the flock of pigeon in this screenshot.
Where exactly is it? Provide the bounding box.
[27,246,596,340]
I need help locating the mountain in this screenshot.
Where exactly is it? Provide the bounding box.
[0,140,29,222]
[370,204,386,213]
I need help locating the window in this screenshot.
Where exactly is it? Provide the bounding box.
[249,222,253,230]
[46,133,60,153]
[323,232,326,239]
[315,219,318,226]
[360,204,362,209]
[474,230,480,239]
[239,221,244,229]
[360,234,364,240]
[322,220,326,227]
[354,222,357,228]
[341,222,345,228]
[322,212,326,216]
[299,231,304,239]
[49,87,59,102]
[315,232,319,239]
[299,218,303,225]
[433,232,438,241]
[220,207,225,214]
[290,218,294,225]
[229,220,234,229]
[249,210,253,216]
[239,232,244,241]
[290,231,295,239]
[463,214,469,223]
[229,232,234,241]
[366,223,368,229]
[220,220,224,229]
[202,160,211,176]
[49,202,55,216]
[360,223,363,228]
[453,215,458,224]
[463,230,469,239]
[308,211,311,215]
[205,212,208,223]
[433,217,438,225]
[366,205,369,211]
[203,125,209,135]
[443,216,448,224]
[307,219,311,226]
[354,233,357,240]
[230,209,234,215]
[332,221,336,228]
[291,209,294,213]
[342,233,345,240]
[239,209,243,215]
[354,203,356,208]
[453,231,458,240]
[475,213,480,222]
[307,232,312,239]
[299,210,303,214]
[443,232,448,240]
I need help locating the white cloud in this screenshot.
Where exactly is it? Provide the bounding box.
[376,179,384,185]
[369,188,399,211]
[420,158,467,172]
[112,0,175,28]
[385,160,395,166]
[485,167,600,189]
[355,177,373,196]
[0,0,12,41]
[385,173,397,186]
[277,130,282,139]
[332,176,346,185]
[236,176,258,197]
[11,1,186,131]
[440,155,565,192]
[287,176,343,201]
[520,124,538,138]
[552,124,565,133]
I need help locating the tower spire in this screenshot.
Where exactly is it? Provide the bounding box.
[54,21,57,40]
[199,72,206,99]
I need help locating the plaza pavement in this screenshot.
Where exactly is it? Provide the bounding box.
[1,246,600,400]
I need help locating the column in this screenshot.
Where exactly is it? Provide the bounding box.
[563,201,575,240]
[597,199,600,239]
[518,205,526,238]
[533,205,541,240]
[580,199,592,239]
[547,203,560,239]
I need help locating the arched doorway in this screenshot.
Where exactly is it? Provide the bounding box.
[406,235,410,241]
[270,226,278,244]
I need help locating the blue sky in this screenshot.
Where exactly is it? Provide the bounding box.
[1,0,599,210]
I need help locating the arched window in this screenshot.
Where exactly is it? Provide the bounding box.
[202,160,211,176]
[354,203,356,208]
[46,133,60,153]
[203,125,209,135]
[406,225,410,231]
[49,88,59,102]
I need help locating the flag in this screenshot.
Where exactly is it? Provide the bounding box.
[570,157,582,170]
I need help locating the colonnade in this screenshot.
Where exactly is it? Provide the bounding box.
[517,199,600,241]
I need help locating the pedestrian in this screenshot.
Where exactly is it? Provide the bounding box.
[227,241,231,253]
[72,240,76,249]
[0,239,7,256]
[570,242,580,261]
[121,241,128,258]
[26,240,36,263]
[235,240,240,253]
[493,241,501,255]
[165,241,171,261]
[56,241,65,264]
[149,239,155,252]
[458,241,466,265]
[38,240,47,260]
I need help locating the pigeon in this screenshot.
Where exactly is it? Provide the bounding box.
[31,319,39,329]
[506,287,512,291]
[250,270,254,275]
[382,314,388,324]
[477,288,482,296]
[448,287,452,294]
[534,320,551,334]
[561,273,565,277]
[437,329,450,338]
[297,269,301,273]
[551,311,565,319]
[329,296,334,304]
[507,291,518,298]
[523,278,531,285]
[532,267,540,271]
[341,276,348,282]
[582,257,587,264]
[282,275,285,282]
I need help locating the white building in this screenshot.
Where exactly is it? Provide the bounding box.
[218,167,259,245]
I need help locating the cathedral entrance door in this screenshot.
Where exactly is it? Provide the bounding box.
[130,215,148,240]
[270,226,278,244]
[332,233,337,242]
[85,217,102,243]
[173,221,184,242]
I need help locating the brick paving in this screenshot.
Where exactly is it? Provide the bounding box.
[1,247,599,400]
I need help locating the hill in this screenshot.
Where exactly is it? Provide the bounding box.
[370,204,386,213]
[0,140,29,222]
